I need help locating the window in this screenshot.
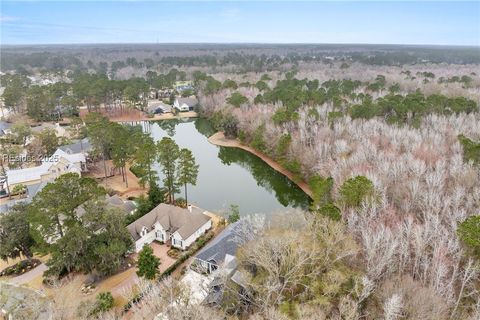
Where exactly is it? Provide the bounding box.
[141,226,148,237]
[173,239,183,247]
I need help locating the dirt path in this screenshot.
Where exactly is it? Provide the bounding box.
[80,107,198,122]
[118,111,198,122]
[100,267,140,297]
[208,132,313,198]
[86,161,146,199]
[7,263,48,286]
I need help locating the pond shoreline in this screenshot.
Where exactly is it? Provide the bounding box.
[208,132,313,198]
[81,109,198,122]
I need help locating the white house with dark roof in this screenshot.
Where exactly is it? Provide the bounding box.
[4,148,86,190]
[127,203,212,252]
[173,97,198,112]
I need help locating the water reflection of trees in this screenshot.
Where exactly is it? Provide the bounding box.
[194,118,216,138]
[218,147,311,209]
[153,119,182,136]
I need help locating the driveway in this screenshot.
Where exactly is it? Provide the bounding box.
[149,242,177,273]
[109,243,176,297]
[7,263,48,286]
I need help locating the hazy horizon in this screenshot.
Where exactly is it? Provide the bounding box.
[1,42,479,48]
[1,1,479,46]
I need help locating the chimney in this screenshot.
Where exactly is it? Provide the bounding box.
[187,204,192,213]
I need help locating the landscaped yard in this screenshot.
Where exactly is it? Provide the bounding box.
[144,242,177,273]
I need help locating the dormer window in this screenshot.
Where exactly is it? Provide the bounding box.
[141,226,148,237]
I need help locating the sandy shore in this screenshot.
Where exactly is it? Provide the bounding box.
[112,111,199,122]
[79,106,198,122]
[208,132,313,198]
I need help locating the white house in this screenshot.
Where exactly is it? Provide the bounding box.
[173,97,198,112]
[3,148,87,190]
[127,203,212,252]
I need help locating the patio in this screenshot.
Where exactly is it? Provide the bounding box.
[149,241,177,273]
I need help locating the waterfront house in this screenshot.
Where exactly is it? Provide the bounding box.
[173,97,198,112]
[146,101,172,114]
[127,203,212,252]
[105,194,137,215]
[193,220,247,274]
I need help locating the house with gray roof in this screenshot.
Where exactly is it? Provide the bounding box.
[105,194,137,214]
[196,221,251,307]
[146,101,172,114]
[173,97,198,112]
[58,138,92,155]
[74,194,137,219]
[193,220,247,274]
[127,203,212,252]
[0,181,47,214]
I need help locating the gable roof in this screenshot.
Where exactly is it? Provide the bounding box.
[194,220,247,266]
[127,203,211,241]
[59,138,92,154]
[0,181,47,214]
[177,97,198,107]
[105,194,136,214]
[5,149,86,185]
[146,102,171,113]
[74,194,136,218]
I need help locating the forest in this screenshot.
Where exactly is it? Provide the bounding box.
[1,44,480,319]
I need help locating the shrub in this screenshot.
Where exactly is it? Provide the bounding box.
[227,204,240,223]
[458,134,480,165]
[251,124,266,150]
[276,133,291,157]
[167,248,182,259]
[93,292,114,314]
[339,176,374,207]
[136,245,160,280]
[309,175,333,208]
[457,215,480,258]
[227,92,248,107]
[318,203,342,221]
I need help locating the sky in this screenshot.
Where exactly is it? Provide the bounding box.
[0,1,479,46]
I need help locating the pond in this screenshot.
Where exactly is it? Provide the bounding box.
[137,118,311,216]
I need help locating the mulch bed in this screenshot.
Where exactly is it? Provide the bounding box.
[0,259,42,277]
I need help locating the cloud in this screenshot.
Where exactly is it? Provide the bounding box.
[0,15,20,22]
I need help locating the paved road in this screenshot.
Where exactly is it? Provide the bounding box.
[8,263,48,285]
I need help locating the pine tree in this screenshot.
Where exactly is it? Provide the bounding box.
[177,148,199,204]
[157,137,180,203]
[136,245,160,280]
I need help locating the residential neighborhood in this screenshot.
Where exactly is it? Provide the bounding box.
[1,2,479,318]
[0,86,254,319]
[127,203,212,252]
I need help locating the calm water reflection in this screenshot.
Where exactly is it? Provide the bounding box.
[142,118,310,215]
